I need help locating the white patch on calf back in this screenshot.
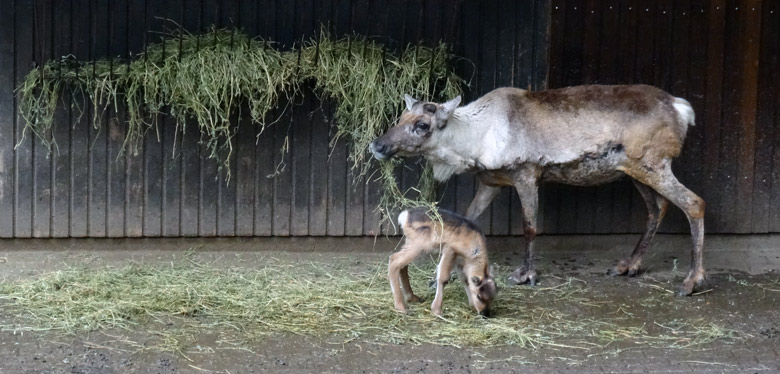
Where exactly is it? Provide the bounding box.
[398,210,409,228]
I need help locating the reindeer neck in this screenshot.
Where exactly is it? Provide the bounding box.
[428,106,499,181]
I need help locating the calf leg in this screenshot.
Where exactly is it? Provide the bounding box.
[389,244,425,313]
[431,247,456,316]
[400,266,421,303]
[608,179,669,277]
[624,161,705,296]
[508,179,539,286]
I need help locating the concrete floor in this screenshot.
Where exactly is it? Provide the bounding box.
[0,234,778,373]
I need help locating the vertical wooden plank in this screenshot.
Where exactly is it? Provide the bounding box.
[610,0,637,234]
[105,0,128,237]
[542,0,566,234]
[139,0,163,237]
[271,0,295,236]
[509,0,530,236]
[659,0,689,233]
[702,0,726,233]
[733,0,761,233]
[593,0,619,234]
[214,0,238,237]
[198,3,220,237]
[487,0,509,236]
[759,1,780,232]
[290,0,314,236]
[121,0,145,237]
[684,0,709,234]
[50,0,72,237]
[716,0,742,233]
[159,0,185,237]
[0,0,15,237]
[31,0,53,237]
[234,0,258,236]
[573,0,601,234]
[343,0,364,236]
[179,0,201,236]
[88,0,109,237]
[453,0,477,224]
[555,0,583,234]
[363,0,387,236]
[69,0,90,237]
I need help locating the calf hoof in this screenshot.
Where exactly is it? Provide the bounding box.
[677,271,706,297]
[406,295,423,303]
[431,307,442,316]
[508,267,537,286]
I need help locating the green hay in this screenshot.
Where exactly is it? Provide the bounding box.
[0,258,741,357]
[17,26,463,221]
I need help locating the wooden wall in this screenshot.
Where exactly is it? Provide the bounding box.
[0,0,549,237]
[546,0,780,234]
[1,0,778,238]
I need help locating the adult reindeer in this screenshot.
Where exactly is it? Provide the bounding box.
[370,85,705,296]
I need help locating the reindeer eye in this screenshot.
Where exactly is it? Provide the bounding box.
[415,121,430,131]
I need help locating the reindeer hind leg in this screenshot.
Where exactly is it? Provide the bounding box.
[608,179,669,277]
[624,161,705,296]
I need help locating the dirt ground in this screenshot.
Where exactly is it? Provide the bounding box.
[0,235,778,374]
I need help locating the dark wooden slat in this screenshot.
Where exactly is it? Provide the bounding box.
[591,0,619,234]
[87,0,109,237]
[556,0,584,234]
[702,0,726,233]
[715,1,743,233]
[178,0,202,237]
[509,0,530,236]
[50,0,72,237]
[69,0,91,237]
[666,0,692,234]
[609,0,637,234]
[234,0,259,237]
[159,1,185,237]
[197,5,220,237]
[573,0,601,235]
[542,0,566,234]
[31,0,54,237]
[487,0,509,236]
[454,0,479,226]
[759,0,780,232]
[733,0,762,233]
[0,0,15,237]
[291,93,312,236]
[684,0,709,234]
[14,0,34,238]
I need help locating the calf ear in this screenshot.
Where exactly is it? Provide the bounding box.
[470,276,483,286]
[404,94,419,111]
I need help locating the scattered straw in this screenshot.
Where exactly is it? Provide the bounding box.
[0,258,742,357]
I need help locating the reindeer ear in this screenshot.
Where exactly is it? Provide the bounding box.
[470,276,483,286]
[404,94,419,111]
[438,95,461,119]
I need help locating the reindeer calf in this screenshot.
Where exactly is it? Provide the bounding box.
[390,207,497,316]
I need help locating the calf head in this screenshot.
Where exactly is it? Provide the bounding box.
[468,267,497,316]
[369,94,461,160]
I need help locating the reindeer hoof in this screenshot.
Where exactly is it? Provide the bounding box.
[678,271,706,297]
[608,259,641,277]
[407,295,423,303]
[508,267,537,286]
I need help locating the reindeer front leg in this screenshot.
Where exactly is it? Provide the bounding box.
[509,177,539,286]
[465,180,501,220]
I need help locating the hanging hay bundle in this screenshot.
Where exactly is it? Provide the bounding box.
[16,27,465,224]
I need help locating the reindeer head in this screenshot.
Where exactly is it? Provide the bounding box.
[369,94,461,160]
[467,265,497,316]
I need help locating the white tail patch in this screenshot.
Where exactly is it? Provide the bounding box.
[398,210,409,228]
[673,97,695,127]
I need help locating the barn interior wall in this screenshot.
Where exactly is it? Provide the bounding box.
[0,0,777,238]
